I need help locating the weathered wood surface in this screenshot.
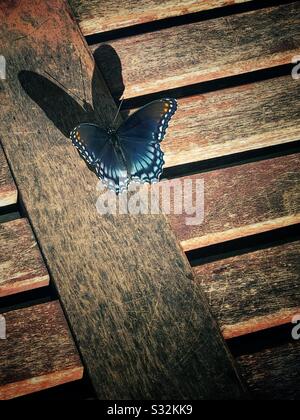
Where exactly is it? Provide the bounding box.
[0,0,245,399]
[0,219,49,297]
[194,241,300,339]
[237,340,300,400]
[0,145,17,207]
[161,76,300,168]
[70,0,252,35]
[167,153,300,251]
[0,301,83,400]
[91,2,300,98]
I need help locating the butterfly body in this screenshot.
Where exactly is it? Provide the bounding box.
[70,98,177,194]
[107,129,127,163]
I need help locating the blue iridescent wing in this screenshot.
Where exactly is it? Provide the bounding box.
[117,98,177,183]
[70,123,129,194]
[70,123,109,166]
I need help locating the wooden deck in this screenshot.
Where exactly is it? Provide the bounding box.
[90,3,300,98]
[0,301,83,400]
[0,0,299,400]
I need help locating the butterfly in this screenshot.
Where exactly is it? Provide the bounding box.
[70,98,177,194]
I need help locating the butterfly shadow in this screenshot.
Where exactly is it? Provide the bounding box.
[93,44,130,120]
[18,44,129,140]
[18,70,95,138]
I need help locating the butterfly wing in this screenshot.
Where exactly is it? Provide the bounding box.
[70,123,129,194]
[70,123,109,166]
[117,98,177,183]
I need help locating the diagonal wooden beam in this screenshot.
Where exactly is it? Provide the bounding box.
[0,0,245,399]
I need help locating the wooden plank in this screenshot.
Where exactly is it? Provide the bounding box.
[0,301,83,400]
[0,219,49,297]
[161,76,300,168]
[0,0,245,400]
[193,241,300,339]
[0,145,17,207]
[237,340,300,400]
[167,153,300,252]
[70,0,253,35]
[91,3,300,98]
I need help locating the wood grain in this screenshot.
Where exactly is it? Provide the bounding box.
[0,144,17,207]
[91,2,300,98]
[0,0,245,399]
[0,301,83,400]
[0,219,49,297]
[69,0,252,35]
[237,340,300,400]
[166,153,300,251]
[194,241,300,339]
[161,76,300,168]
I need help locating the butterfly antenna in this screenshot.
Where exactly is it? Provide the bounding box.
[44,70,85,104]
[112,96,124,127]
